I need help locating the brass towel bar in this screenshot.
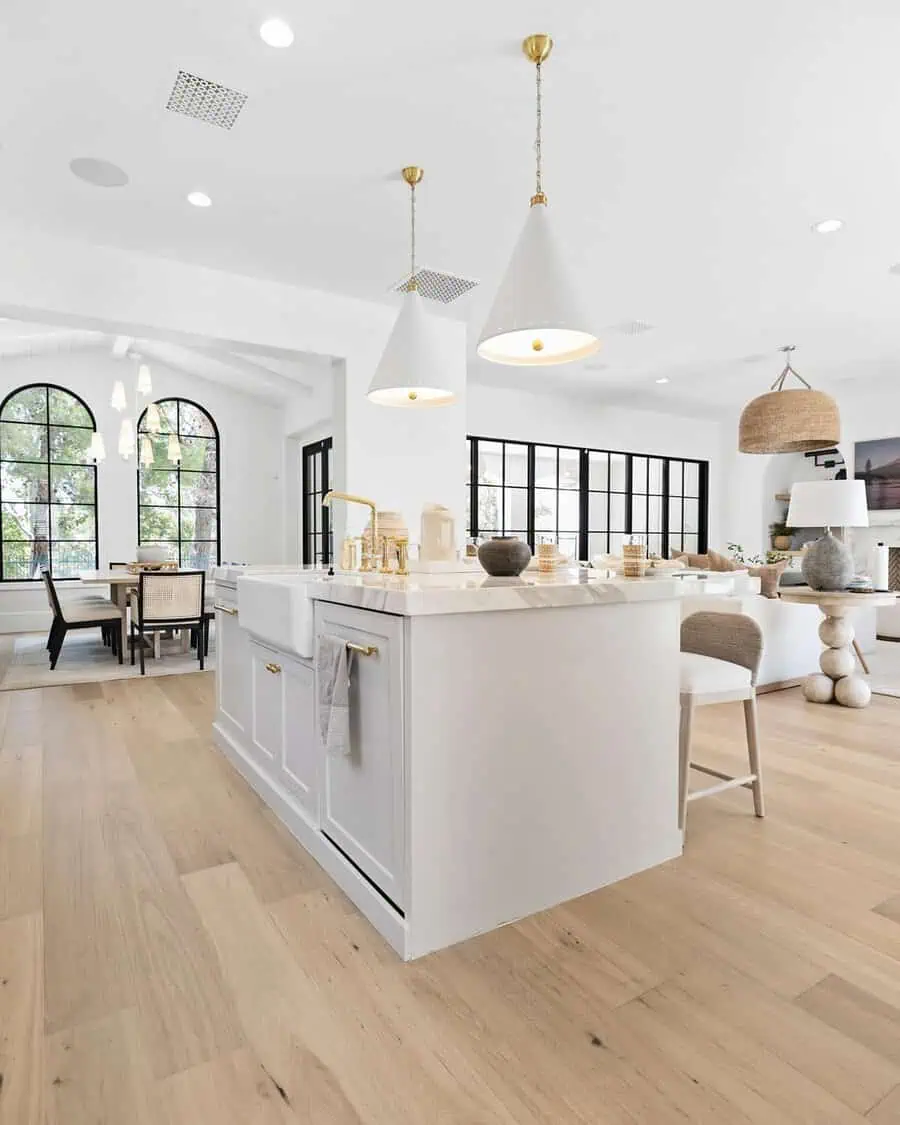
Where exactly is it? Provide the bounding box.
[347,642,378,657]
[214,603,238,616]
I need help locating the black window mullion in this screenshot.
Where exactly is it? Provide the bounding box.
[661,460,671,559]
[578,449,589,561]
[698,461,709,553]
[526,443,536,551]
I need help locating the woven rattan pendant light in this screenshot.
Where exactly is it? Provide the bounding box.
[738,345,840,454]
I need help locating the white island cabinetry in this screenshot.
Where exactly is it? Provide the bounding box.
[212,568,683,960]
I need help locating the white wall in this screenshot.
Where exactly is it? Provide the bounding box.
[467,384,725,549]
[840,387,900,565]
[0,221,468,576]
[0,349,283,631]
[720,384,900,566]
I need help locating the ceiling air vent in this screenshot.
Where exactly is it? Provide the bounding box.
[609,319,654,336]
[166,70,248,130]
[390,268,479,304]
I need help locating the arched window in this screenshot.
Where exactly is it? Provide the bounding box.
[137,397,220,568]
[0,384,98,581]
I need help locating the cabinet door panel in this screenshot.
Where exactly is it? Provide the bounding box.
[215,607,250,737]
[281,659,318,822]
[314,604,405,910]
[250,642,283,767]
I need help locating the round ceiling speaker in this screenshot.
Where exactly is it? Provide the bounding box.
[69,157,129,188]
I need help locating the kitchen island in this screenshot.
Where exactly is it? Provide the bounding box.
[212,567,683,959]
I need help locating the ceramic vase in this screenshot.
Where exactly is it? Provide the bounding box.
[477,536,532,577]
[801,531,853,591]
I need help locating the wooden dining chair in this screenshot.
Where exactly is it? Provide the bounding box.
[131,571,206,675]
[41,570,124,669]
[679,611,765,831]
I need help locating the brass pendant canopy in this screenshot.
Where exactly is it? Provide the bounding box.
[738,346,840,454]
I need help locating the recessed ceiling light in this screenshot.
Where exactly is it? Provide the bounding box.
[888,263,900,276]
[187,191,212,208]
[259,18,294,47]
[69,157,129,187]
[655,377,669,384]
[812,218,843,234]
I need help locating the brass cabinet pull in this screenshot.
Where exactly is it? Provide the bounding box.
[214,603,238,616]
[264,662,282,674]
[347,642,378,657]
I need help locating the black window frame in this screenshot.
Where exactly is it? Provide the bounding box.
[302,437,333,566]
[136,397,221,568]
[0,382,99,582]
[467,434,708,560]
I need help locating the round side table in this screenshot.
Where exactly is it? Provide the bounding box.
[779,589,898,708]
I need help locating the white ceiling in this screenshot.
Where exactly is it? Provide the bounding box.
[0,319,328,404]
[3,1,900,415]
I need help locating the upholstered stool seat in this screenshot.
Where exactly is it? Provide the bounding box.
[680,653,752,696]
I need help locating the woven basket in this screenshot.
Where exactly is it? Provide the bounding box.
[738,387,840,454]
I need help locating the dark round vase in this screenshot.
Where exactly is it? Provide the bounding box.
[477,536,532,577]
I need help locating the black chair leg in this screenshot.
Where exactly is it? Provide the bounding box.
[139,627,146,675]
[198,622,205,671]
[47,616,61,655]
[130,618,136,666]
[115,625,123,665]
[49,625,66,670]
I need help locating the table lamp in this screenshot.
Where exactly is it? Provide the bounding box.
[786,480,869,590]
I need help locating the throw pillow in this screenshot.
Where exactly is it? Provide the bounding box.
[749,559,789,598]
[671,550,711,569]
[707,549,742,572]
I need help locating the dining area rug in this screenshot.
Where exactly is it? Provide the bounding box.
[0,629,216,691]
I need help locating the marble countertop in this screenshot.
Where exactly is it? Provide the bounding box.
[308,570,680,617]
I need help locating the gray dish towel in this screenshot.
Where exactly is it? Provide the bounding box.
[317,634,353,756]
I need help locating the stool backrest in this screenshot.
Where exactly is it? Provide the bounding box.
[681,611,764,684]
[40,568,63,619]
[137,571,205,625]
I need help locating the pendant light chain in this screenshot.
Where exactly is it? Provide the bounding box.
[535,60,543,198]
[770,345,812,392]
[409,178,417,289]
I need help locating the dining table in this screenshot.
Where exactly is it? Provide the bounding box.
[78,568,198,661]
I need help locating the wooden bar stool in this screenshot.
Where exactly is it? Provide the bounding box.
[679,611,765,831]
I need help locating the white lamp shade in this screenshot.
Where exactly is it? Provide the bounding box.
[367,289,458,407]
[787,480,869,529]
[139,435,154,467]
[88,431,106,463]
[167,433,182,464]
[137,363,153,396]
[477,203,600,366]
[146,402,162,434]
[111,380,127,412]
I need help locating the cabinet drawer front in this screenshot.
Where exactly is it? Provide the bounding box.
[314,603,406,910]
[250,641,284,766]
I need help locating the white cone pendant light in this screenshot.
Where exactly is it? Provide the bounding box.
[367,167,457,407]
[478,34,599,367]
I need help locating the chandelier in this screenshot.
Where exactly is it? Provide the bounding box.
[90,355,181,466]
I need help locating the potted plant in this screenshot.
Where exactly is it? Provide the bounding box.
[770,521,793,552]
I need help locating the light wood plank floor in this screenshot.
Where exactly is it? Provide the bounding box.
[0,674,898,1122]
